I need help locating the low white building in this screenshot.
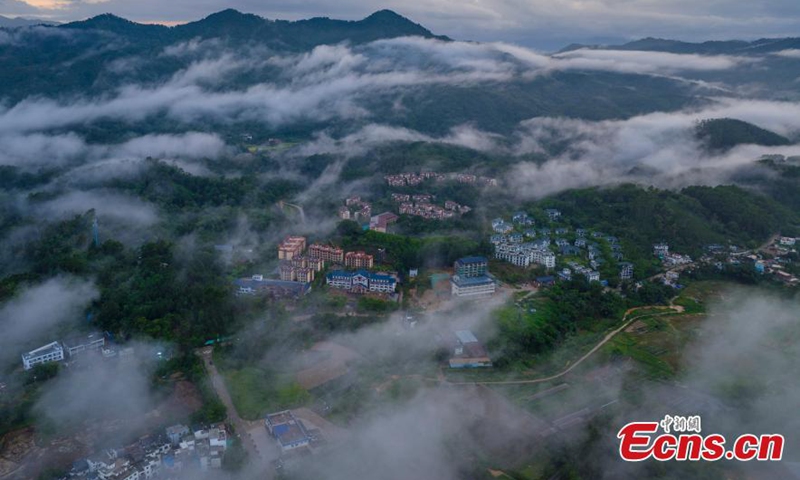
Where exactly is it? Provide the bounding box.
[779,236,796,246]
[22,341,64,370]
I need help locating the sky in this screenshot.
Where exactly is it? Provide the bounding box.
[2,0,800,50]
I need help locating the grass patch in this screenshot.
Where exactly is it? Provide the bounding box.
[222,366,310,420]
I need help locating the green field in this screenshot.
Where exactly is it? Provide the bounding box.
[219,366,310,421]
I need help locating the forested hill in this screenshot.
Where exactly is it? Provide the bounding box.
[559,36,800,55]
[695,118,792,152]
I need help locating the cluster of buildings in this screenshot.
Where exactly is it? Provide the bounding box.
[236,234,401,297]
[397,198,471,220]
[64,423,228,479]
[21,332,106,370]
[450,257,496,298]
[557,261,601,283]
[337,196,372,221]
[383,171,498,188]
[707,236,799,286]
[390,192,471,220]
[455,174,498,187]
[489,211,637,283]
[384,171,444,186]
[653,242,692,266]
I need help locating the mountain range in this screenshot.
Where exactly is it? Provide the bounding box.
[0,14,59,28]
[2,9,800,139]
[559,36,800,55]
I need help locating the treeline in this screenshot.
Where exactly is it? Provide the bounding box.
[110,159,303,211]
[539,184,798,259]
[14,211,238,347]
[336,221,492,271]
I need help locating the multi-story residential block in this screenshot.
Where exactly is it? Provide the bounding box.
[451,256,495,297]
[344,251,374,269]
[308,243,344,263]
[278,236,306,260]
[653,243,669,257]
[295,268,315,283]
[454,257,488,277]
[306,256,324,272]
[22,341,64,370]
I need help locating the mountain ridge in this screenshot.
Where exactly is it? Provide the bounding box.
[558,36,800,55]
[54,8,447,45]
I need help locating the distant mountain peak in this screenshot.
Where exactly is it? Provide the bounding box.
[365,9,406,21]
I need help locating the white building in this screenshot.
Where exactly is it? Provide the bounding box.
[22,341,64,370]
[451,275,496,297]
[63,332,105,357]
[653,243,669,257]
[779,237,796,246]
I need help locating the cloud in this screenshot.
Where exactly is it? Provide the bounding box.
[33,189,160,227]
[0,276,98,367]
[551,48,749,74]
[293,123,502,158]
[113,132,228,159]
[0,37,749,138]
[0,132,89,167]
[505,98,800,198]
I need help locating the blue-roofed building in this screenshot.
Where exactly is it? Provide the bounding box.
[534,275,555,287]
[265,411,310,452]
[451,256,495,297]
[454,256,488,278]
[451,274,496,297]
[326,270,397,293]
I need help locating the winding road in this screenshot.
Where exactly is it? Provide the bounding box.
[449,304,684,386]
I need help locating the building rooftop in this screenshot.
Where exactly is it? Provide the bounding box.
[451,275,494,287]
[455,256,488,265]
[22,341,62,360]
[455,330,479,344]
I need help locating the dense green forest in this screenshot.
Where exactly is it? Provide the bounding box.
[537,184,798,259]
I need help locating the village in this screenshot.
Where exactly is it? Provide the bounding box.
[9,194,798,479]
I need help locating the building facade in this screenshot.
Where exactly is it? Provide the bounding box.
[22,341,64,370]
[344,251,374,269]
[278,236,306,260]
[308,244,344,264]
[326,270,397,293]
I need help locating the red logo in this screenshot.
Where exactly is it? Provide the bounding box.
[618,417,784,462]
